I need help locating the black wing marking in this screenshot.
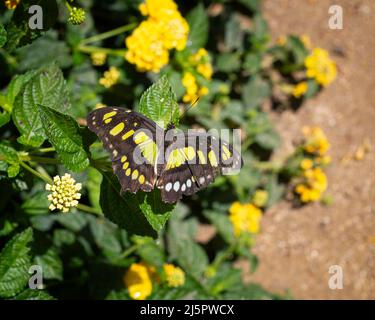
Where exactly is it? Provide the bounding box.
[86,107,163,193]
[157,130,243,203]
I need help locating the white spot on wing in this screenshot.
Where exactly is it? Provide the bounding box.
[165,182,172,192]
[173,181,180,192]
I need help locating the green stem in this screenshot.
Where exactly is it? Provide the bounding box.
[19,161,52,184]
[209,241,238,270]
[77,203,102,216]
[119,244,139,259]
[80,23,137,45]
[253,160,283,172]
[37,147,55,153]
[22,155,60,165]
[77,45,127,56]
[64,0,72,12]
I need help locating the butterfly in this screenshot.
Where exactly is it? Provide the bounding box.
[86,107,243,203]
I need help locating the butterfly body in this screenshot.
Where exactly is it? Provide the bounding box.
[87,107,243,203]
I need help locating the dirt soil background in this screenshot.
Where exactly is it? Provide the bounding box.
[238,0,375,299]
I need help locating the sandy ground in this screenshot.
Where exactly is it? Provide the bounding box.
[240,0,375,299]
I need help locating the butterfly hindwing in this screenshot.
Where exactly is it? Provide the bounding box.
[87,107,161,193]
[157,131,242,203]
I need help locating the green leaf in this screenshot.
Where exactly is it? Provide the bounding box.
[243,53,262,74]
[0,228,33,298]
[225,14,244,51]
[204,210,235,244]
[87,167,102,211]
[166,209,207,278]
[138,76,179,128]
[173,239,208,279]
[0,143,20,178]
[16,30,72,71]
[254,130,281,150]
[4,70,39,113]
[37,105,89,171]
[89,218,122,256]
[12,64,71,147]
[13,289,54,300]
[223,283,282,300]
[264,174,284,208]
[0,23,7,48]
[34,247,63,281]
[100,172,174,237]
[186,3,209,51]
[207,265,242,296]
[133,236,165,270]
[4,0,58,52]
[216,53,242,73]
[238,0,261,12]
[242,76,270,109]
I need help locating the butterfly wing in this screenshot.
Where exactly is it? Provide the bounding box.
[87,107,163,193]
[157,130,243,203]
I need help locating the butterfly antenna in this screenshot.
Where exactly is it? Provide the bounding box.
[180,97,200,120]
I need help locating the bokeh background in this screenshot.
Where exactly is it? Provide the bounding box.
[238,0,375,299]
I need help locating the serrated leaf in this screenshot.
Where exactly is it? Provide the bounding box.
[0,228,33,298]
[13,288,54,300]
[100,172,174,237]
[12,64,71,147]
[186,3,209,51]
[38,105,89,171]
[138,76,179,128]
[34,247,63,281]
[0,143,20,178]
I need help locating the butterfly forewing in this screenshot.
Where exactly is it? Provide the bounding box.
[87,107,161,193]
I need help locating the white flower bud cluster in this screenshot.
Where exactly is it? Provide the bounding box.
[46,174,82,213]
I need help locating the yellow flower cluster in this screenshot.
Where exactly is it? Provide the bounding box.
[99,67,120,88]
[292,81,308,98]
[124,262,153,300]
[125,0,189,72]
[91,52,107,66]
[302,126,330,156]
[295,126,331,203]
[46,174,82,213]
[252,190,269,208]
[229,202,262,237]
[163,263,185,287]
[5,0,20,9]
[182,72,209,103]
[295,167,327,202]
[181,49,212,103]
[189,48,213,80]
[124,262,185,300]
[305,48,337,87]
